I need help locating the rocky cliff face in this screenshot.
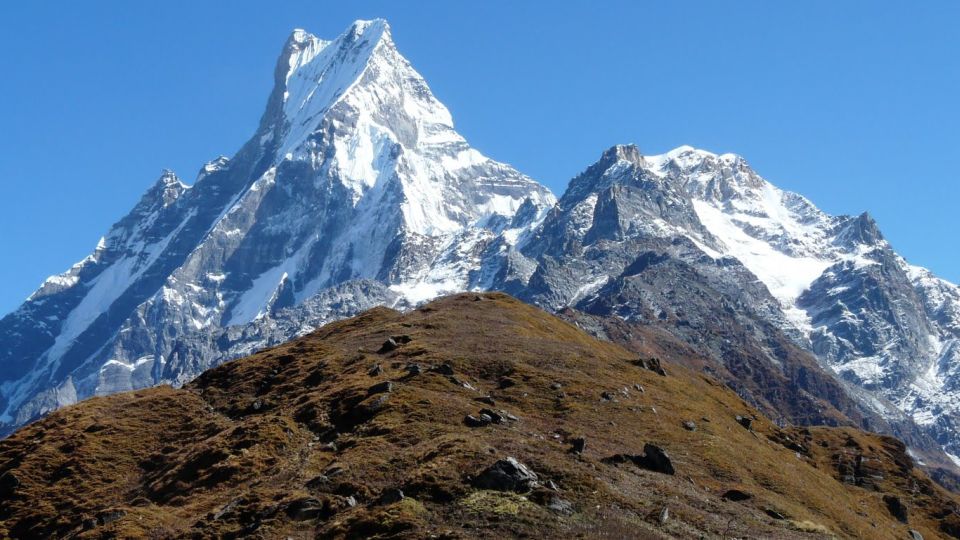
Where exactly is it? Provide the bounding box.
[3,19,960,474]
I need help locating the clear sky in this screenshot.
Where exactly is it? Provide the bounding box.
[1,1,957,315]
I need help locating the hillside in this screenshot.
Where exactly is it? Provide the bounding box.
[0,293,957,539]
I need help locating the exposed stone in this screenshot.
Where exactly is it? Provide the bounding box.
[405,363,423,376]
[603,444,675,475]
[736,415,753,430]
[632,357,667,377]
[908,529,923,540]
[285,497,328,521]
[479,408,504,424]
[721,489,752,502]
[498,377,517,389]
[367,381,394,395]
[475,396,496,406]
[0,471,20,497]
[367,364,383,376]
[96,509,126,526]
[464,414,492,428]
[658,506,670,524]
[882,494,908,523]
[377,338,399,354]
[682,420,697,431]
[431,363,455,375]
[570,437,586,454]
[764,508,786,520]
[377,488,405,505]
[472,457,539,492]
[550,382,563,390]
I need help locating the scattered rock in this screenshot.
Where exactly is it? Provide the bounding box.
[0,471,20,497]
[498,377,517,389]
[908,529,923,540]
[632,357,667,376]
[721,489,752,502]
[764,508,786,520]
[377,338,399,354]
[550,382,563,390]
[464,414,492,428]
[735,415,753,430]
[633,384,644,393]
[345,496,357,508]
[405,363,423,376]
[603,444,675,475]
[376,488,405,505]
[882,494,908,523]
[475,396,496,406]
[367,381,394,395]
[479,408,504,424]
[367,364,383,376]
[682,420,697,431]
[449,376,476,390]
[640,444,675,475]
[213,498,241,520]
[570,437,586,455]
[658,506,670,524]
[531,489,574,515]
[285,497,328,521]
[431,363,455,375]
[600,391,616,401]
[392,335,413,345]
[96,509,126,525]
[472,457,539,492]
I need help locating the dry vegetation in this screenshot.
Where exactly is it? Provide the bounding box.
[0,293,957,538]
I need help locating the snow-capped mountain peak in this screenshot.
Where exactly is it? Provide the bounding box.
[0,19,554,435]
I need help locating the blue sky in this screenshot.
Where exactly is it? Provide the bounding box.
[0,1,957,315]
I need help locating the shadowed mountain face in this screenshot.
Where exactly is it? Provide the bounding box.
[1,293,958,539]
[3,19,960,477]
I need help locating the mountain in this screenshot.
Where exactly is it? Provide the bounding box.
[491,144,960,463]
[3,18,960,478]
[0,20,553,433]
[2,293,957,539]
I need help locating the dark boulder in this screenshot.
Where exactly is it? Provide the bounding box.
[721,489,752,502]
[96,509,126,526]
[472,457,539,492]
[431,363,455,375]
[603,444,675,475]
[284,497,331,521]
[464,414,492,428]
[570,437,586,454]
[0,471,20,497]
[376,488,405,505]
[367,381,394,395]
[632,357,667,376]
[882,494,908,523]
[377,338,399,354]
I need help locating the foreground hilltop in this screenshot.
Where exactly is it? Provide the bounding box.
[0,293,957,539]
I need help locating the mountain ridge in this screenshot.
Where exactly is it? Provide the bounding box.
[2,19,960,484]
[1,292,958,539]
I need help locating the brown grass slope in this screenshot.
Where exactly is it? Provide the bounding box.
[0,293,958,539]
